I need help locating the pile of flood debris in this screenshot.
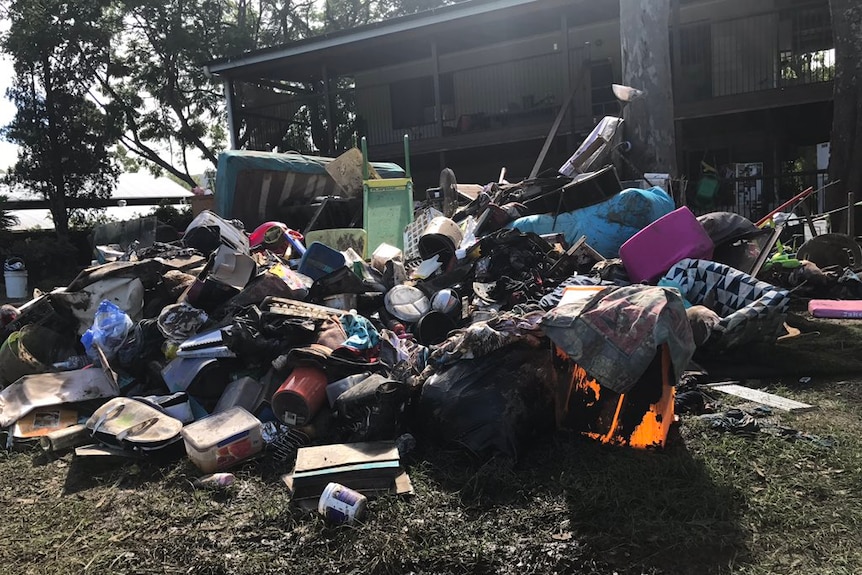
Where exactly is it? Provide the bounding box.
[1,121,860,524]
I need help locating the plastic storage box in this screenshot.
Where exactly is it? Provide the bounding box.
[619,206,714,283]
[298,241,347,281]
[180,406,263,473]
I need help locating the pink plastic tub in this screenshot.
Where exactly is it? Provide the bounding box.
[620,207,714,283]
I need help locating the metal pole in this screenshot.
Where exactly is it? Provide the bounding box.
[403,134,411,179]
[223,79,238,150]
[848,192,855,238]
[560,14,572,136]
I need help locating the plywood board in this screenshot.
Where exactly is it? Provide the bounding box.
[712,384,816,412]
[293,441,399,473]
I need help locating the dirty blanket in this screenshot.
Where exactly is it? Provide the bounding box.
[541,286,695,394]
[661,258,789,350]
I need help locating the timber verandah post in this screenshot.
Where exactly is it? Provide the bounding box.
[432,40,444,140]
[431,40,447,172]
[223,79,239,150]
[322,64,335,154]
[561,13,574,151]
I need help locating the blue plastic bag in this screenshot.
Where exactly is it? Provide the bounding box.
[508,187,675,258]
[81,300,133,360]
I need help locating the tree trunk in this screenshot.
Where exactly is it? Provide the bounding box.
[619,0,678,179]
[41,55,70,240]
[826,0,862,234]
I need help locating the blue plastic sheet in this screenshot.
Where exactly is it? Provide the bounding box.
[508,187,675,258]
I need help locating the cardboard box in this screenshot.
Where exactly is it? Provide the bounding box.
[190,195,216,216]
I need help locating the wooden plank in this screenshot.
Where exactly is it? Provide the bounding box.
[711,384,816,412]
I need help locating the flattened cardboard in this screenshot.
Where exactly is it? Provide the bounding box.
[12,407,78,439]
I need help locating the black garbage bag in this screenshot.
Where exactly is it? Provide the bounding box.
[225,305,317,364]
[697,212,763,247]
[117,318,165,377]
[307,266,368,303]
[417,343,557,460]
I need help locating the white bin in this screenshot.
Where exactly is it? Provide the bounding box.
[4,270,27,300]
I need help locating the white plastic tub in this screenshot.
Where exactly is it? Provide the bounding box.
[180,406,263,473]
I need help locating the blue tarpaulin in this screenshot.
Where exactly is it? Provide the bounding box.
[215,150,404,229]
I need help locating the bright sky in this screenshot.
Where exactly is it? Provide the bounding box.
[0,54,19,171]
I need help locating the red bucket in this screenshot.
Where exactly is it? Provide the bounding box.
[271,367,328,426]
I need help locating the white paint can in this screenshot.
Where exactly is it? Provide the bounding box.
[318,482,367,525]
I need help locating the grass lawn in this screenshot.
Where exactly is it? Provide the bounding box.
[0,377,860,575]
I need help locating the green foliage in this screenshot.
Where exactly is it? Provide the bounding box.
[103,0,256,185]
[113,144,145,174]
[3,234,82,282]
[1,0,120,238]
[148,200,193,230]
[69,208,116,230]
[0,196,20,231]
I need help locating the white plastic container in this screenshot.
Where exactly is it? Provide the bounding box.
[371,243,403,273]
[180,406,263,473]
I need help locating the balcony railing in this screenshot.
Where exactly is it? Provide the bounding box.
[688,169,829,224]
[675,2,833,103]
[354,47,594,148]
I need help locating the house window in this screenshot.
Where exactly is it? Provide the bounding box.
[779,5,834,85]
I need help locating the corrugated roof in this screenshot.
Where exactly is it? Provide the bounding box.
[204,0,548,78]
[2,172,193,230]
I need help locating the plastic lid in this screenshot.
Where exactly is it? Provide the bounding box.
[180,406,261,451]
[384,285,430,323]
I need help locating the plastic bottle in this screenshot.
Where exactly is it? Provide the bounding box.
[52,356,92,371]
[193,473,236,490]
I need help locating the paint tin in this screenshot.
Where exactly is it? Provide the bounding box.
[318,482,368,525]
